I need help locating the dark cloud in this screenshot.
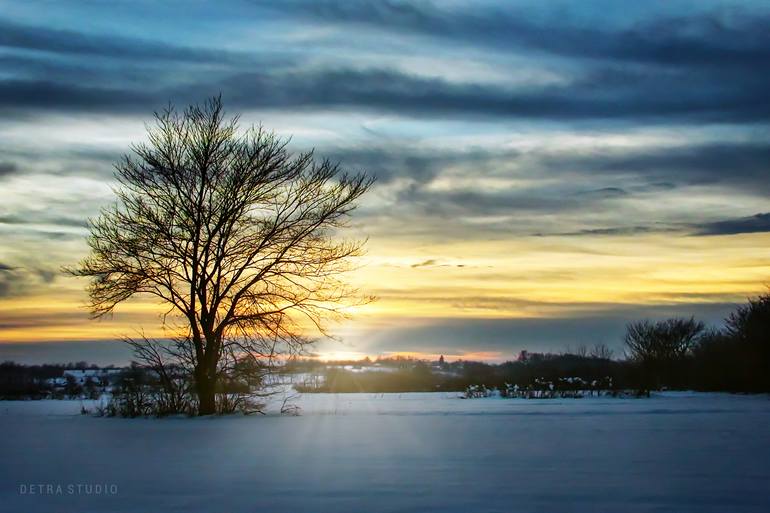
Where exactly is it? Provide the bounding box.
[0,4,767,125]
[574,187,628,199]
[0,261,59,298]
[395,185,582,220]
[360,301,738,358]
[694,213,770,236]
[534,212,770,239]
[411,259,437,268]
[275,1,770,70]
[319,146,453,184]
[217,66,770,123]
[0,161,18,177]
[0,267,22,298]
[406,259,466,269]
[341,138,770,241]
[0,340,132,366]
[2,61,769,123]
[341,141,770,195]
[630,182,677,193]
[581,143,770,190]
[243,3,770,123]
[0,213,88,228]
[332,138,770,241]
[0,308,154,332]
[0,79,152,113]
[34,268,57,284]
[0,18,270,65]
[540,225,680,237]
[0,310,85,330]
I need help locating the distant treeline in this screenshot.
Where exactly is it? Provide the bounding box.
[0,361,111,399]
[2,293,768,398]
[293,292,770,395]
[292,354,632,394]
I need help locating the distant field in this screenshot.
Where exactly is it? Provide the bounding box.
[1,392,769,513]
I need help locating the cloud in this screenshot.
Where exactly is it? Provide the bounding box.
[212,65,770,123]
[693,213,770,236]
[573,187,628,199]
[397,186,583,218]
[0,79,154,114]
[0,213,89,228]
[240,3,770,124]
[0,261,59,298]
[0,161,18,177]
[319,146,455,184]
[0,17,269,65]
[2,60,769,123]
[0,340,133,366]
[331,138,770,242]
[0,3,768,124]
[357,301,738,358]
[541,225,681,237]
[0,267,22,298]
[579,143,770,190]
[6,135,758,248]
[274,1,770,70]
[343,141,770,196]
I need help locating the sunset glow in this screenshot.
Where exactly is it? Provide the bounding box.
[1,1,769,363]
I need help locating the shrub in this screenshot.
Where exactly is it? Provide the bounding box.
[624,317,704,390]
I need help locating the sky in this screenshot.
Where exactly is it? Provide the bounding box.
[1,0,769,364]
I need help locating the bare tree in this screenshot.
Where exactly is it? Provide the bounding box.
[69,97,373,414]
[589,343,614,360]
[624,317,704,390]
[725,292,770,343]
[124,335,194,415]
[624,317,704,363]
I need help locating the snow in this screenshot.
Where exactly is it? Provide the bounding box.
[62,369,122,384]
[1,392,769,513]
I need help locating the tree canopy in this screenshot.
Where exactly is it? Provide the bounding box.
[71,96,373,414]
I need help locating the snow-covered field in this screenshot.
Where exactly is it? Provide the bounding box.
[1,392,768,513]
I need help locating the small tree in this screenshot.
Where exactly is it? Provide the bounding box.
[724,293,770,391]
[70,97,373,415]
[589,343,614,360]
[64,375,82,398]
[725,293,770,343]
[624,317,704,390]
[691,328,743,391]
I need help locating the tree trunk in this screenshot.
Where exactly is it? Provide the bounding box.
[195,369,217,415]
